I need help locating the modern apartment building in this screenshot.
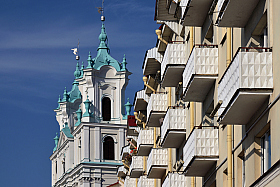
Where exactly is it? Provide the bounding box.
[119,0,280,187]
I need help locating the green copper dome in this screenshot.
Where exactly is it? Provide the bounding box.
[86,21,125,72]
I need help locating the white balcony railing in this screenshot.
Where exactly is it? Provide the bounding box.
[137,129,154,148]
[161,43,187,78]
[136,89,150,103]
[121,145,130,156]
[147,93,168,118]
[147,148,168,173]
[124,176,137,187]
[164,21,183,36]
[117,166,127,177]
[183,128,219,174]
[143,47,162,75]
[162,173,186,187]
[161,108,186,139]
[183,46,218,89]
[127,135,138,142]
[130,156,143,172]
[138,176,155,187]
[218,49,273,118]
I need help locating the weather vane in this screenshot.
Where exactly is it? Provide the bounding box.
[96,0,105,21]
[71,39,80,60]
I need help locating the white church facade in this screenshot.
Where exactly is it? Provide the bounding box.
[50,19,131,187]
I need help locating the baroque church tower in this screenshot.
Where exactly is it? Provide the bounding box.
[50,18,132,187]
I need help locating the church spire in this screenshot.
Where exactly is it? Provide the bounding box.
[98,21,109,50]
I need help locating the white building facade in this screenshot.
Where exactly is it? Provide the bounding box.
[50,19,131,187]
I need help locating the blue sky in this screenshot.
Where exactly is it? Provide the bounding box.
[0,0,158,186]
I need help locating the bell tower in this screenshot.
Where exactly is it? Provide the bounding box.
[50,16,132,187]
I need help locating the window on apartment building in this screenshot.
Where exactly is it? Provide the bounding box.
[261,130,271,174]
[103,136,114,160]
[102,97,111,121]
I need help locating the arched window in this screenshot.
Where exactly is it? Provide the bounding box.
[102,97,111,121]
[103,136,114,160]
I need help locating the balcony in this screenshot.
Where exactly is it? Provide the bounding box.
[144,75,159,94]
[143,47,162,76]
[121,145,130,160]
[162,173,186,187]
[218,47,273,125]
[164,21,183,36]
[124,176,137,187]
[216,0,260,27]
[147,148,168,178]
[180,0,215,26]
[155,0,178,22]
[161,107,187,148]
[129,156,144,178]
[147,93,168,127]
[134,90,150,112]
[135,111,147,128]
[161,43,187,87]
[183,127,219,176]
[137,129,154,156]
[127,116,139,136]
[168,0,178,15]
[121,145,131,170]
[117,166,127,178]
[158,25,173,53]
[138,176,155,187]
[183,45,218,102]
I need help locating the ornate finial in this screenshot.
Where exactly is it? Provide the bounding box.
[74,61,81,79]
[123,98,133,120]
[121,54,127,71]
[83,95,92,117]
[79,61,84,78]
[87,51,92,68]
[56,95,61,109]
[53,132,59,152]
[75,105,82,126]
[62,87,69,102]
[99,23,107,43]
